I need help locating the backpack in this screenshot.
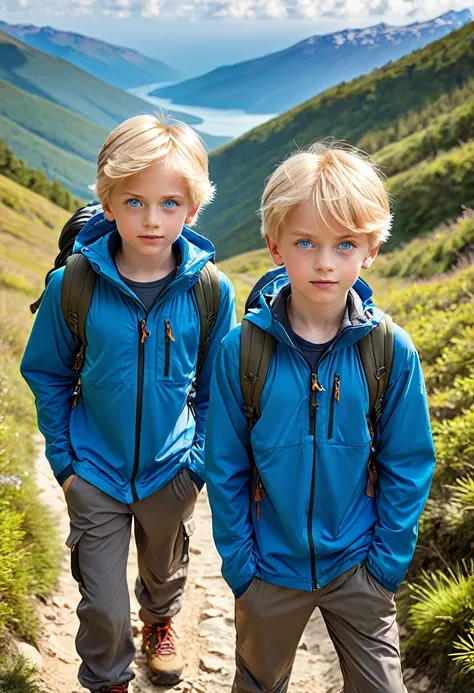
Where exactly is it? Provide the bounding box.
[30,204,221,410]
[239,267,394,502]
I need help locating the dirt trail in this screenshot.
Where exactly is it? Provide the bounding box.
[35,445,343,693]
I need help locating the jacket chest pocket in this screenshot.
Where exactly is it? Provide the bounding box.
[154,311,200,384]
[325,373,371,447]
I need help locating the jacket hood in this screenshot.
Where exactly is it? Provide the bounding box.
[245,269,385,351]
[71,210,215,296]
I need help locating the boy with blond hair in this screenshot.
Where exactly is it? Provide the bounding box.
[205,142,436,693]
[21,114,235,692]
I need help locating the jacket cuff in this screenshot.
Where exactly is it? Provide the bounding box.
[233,579,252,599]
[189,470,205,491]
[56,464,75,487]
[365,557,399,593]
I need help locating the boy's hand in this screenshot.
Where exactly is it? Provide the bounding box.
[62,474,76,495]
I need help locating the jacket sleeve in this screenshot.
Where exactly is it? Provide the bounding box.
[204,327,258,595]
[187,271,236,487]
[20,268,77,485]
[366,326,436,593]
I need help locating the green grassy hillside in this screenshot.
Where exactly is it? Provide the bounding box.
[1,138,82,211]
[0,175,65,687]
[0,29,171,131]
[0,79,108,165]
[0,117,96,198]
[201,22,474,260]
[0,30,228,194]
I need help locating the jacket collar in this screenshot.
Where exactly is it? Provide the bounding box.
[246,277,384,351]
[74,212,215,305]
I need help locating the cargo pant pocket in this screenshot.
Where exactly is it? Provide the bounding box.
[66,529,85,586]
[181,516,196,561]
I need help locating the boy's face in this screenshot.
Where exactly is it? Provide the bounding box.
[103,160,199,259]
[266,200,380,311]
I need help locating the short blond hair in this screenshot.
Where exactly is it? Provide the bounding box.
[261,141,392,247]
[95,114,215,223]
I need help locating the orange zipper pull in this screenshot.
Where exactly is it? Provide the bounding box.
[165,320,176,342]
[140,319,150,344]
[334,375,341,401]
[255,477,264,520]
[312,373,324,392]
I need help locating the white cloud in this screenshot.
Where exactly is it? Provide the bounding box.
[1,0,472,21]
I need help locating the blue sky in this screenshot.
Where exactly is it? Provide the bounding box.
[0,2,472,74]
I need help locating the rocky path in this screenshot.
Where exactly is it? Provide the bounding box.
[34,446,343,693]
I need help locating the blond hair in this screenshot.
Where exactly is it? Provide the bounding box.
[95,114,215,223]
[261,141,392,247]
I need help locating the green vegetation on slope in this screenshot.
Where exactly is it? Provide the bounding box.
[0,29,159,130]
[0,175,64,688]
[0,139,83,211]
[375,210,474,279]
[0,79,108,164]
[374,94,474,177]
[386,141,474,247]
[202,22,474,259]
[382,265,474,692]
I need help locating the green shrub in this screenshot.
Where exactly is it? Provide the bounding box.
[374,210,474,280]
[451,633,474,675]
[0,653,40,693]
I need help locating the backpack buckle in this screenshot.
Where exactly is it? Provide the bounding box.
[375,366,386,381]
[244,372,257,385]
[374,398,383,422]
[243,403,256,422]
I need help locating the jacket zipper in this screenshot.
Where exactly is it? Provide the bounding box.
[308,372,324,589]
[327,374,340,439]
[131,318,150,502]
[164,320,175,377]
[254,468,264,519]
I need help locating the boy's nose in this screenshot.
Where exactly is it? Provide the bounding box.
[314,250,335,273]
[144,213,161,229]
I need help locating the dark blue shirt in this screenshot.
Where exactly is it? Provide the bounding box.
[272,286,336,371]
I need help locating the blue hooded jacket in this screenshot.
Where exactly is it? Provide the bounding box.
[205,275,436,595]
[21,212,236,503]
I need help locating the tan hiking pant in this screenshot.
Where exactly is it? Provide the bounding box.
[233,562,408,693]
[65,468,197,691]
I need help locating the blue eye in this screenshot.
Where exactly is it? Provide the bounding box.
[297,239,313,249]
[162,199,177,209]
[338,241,354,251]
[127,198,142,208]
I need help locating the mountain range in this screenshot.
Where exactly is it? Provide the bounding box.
[0,30,228,196]
[154,9,472,114]
[0,20,183,89]
[199,22,474,260]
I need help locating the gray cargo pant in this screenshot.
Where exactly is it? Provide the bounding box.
[65,468,197,691]
[233,563,408,693]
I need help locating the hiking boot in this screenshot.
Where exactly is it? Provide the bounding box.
[142,619,184,685]
[98,685,130,693]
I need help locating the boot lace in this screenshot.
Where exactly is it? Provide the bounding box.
[143,619,179,657]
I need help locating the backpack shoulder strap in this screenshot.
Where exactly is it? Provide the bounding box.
[193,260,221,380]
[240,319,275,430]
[358,314,395,429]
[61,253,97,346]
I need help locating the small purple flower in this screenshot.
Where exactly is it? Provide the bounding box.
[0,475,22,489]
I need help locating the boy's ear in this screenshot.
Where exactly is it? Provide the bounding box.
[265,235,285,266]
[185,204,201,225]
[361,242,381,269]
[103,200,115,222]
